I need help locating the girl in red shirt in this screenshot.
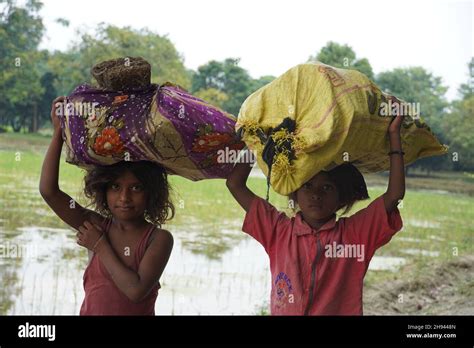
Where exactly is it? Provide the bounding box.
[40,97,174,315]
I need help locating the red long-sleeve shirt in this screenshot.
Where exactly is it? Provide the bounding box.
[242,195,403,315]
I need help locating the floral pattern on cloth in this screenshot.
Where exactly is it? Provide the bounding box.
[61,83,244,180]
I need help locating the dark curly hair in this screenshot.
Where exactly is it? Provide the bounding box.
[83,161,174,226]
[290,162,369,215]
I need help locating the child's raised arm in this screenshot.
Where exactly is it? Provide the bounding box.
[383,114,406,213]
[226,150,257,212]
[39,97,103,230]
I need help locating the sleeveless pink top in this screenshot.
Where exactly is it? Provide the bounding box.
[80,219,160,315]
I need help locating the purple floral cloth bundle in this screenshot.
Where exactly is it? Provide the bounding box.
[60,83,243,180]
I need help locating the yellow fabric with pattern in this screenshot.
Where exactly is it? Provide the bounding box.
[237,63,448,195]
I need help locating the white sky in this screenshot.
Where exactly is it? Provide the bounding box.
[38,0,472,100]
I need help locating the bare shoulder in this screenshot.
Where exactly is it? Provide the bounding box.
[148,226,173,249]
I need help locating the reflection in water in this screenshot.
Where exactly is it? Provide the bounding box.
[400,248,440,257]
[0,262,21,314]
[369,256,406,271]
[1,225,271,315]
[178,223,244,260]
[406,219,441,229]
[1,227,86,315]
[157,237,270,314]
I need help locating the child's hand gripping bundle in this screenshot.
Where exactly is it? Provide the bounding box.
[58,57,244,180]
[237,62,448,195]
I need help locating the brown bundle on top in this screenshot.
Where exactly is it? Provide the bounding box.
[91,56,151,91]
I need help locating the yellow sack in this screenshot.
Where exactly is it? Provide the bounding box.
[237,62,448,196]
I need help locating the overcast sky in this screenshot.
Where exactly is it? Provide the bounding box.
[38,0,472,100]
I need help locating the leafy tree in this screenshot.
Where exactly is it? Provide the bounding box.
[194,88,229,110]
[0,0,45,132]
[250,75,275,93]
[49,24,191,96]
[376,66,450,174]
[457,57,473,101]
[38,70,58,129]
[442,59,474,171]
[308,41,374,80]
[191,58,254,115]
[376,67,449,138]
